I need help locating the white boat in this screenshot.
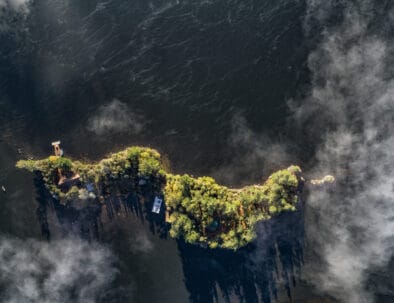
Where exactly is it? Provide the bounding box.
[152,196,162,214]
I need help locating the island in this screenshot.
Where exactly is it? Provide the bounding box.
[16,144,315,250]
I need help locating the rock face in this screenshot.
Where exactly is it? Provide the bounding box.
[17,146,303,250]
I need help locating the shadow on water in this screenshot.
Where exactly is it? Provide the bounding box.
[178,207,304,303]
[34,173,51,240]
[34,172,102,241]
[103,184,169,239]
[33,172,303,303]
[34,173,169,241]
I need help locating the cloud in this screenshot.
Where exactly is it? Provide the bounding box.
[0,0,31,33]
[0,0,30,12]
[293,1,394,302]
[87,99,145,136]
[128,232,154,254]
[212,114,293,185]
[0,236,118,303]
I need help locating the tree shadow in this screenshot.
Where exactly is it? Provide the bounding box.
[33,173,168,241]
[102,183,169,239]
[178,205,305,303]
[33,173,304,303]
[34,172,51,240]
[34,172,102,240]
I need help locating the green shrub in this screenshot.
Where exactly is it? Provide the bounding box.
[16,146,302,250]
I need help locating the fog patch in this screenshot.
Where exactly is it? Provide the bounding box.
[0,236,118,303]
[213,114,293,186]
[0,0,30,32]
[295,1,394,302]
[128,231,154,254]
[87,99,145,136]
[0,0,30,12]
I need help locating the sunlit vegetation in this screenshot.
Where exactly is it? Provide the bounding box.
[165,165,301,249]
[16,147,303,250]
[16,147,166,201]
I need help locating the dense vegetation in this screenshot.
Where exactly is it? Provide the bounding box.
[16,146,303,250]
[165,166,301,249]
[17,147,166,201]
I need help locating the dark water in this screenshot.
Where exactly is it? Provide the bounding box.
[1,1,392,303]
[0,0,310,178]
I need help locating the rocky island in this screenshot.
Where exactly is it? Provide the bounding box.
[16,144,320,250]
